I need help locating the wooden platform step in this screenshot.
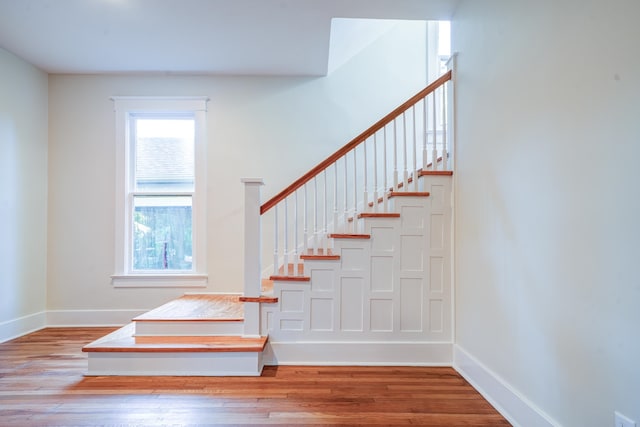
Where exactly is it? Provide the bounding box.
[133,294,244,322]
[83,323,267,376]
[83,323,267,353]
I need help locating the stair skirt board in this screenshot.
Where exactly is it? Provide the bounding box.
[86,351,265,376]
[263,342,452,366]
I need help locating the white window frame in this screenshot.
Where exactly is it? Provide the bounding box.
[111,97,208,288]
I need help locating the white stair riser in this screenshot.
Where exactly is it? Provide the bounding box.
[134,320,244,337]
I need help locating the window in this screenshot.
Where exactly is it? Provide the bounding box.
[111,97,208,287]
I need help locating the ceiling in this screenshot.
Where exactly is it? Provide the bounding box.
[0,0,457,76]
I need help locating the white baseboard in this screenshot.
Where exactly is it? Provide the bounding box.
[46,309,146,326]
[265,341,453,366]
[453,345,560,427]
[0,311,47,343]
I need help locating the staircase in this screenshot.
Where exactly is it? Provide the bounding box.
[83,69,454,376]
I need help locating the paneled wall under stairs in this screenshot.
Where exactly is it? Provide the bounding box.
[261,175,452,365]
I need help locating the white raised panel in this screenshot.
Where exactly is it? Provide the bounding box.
[400,235,423,271]
[266,311,273,332]
[310,268,335,292]
[311,298,334,331]
[370,299,393,332]
[371,256,394,292]
[281,319,304,331]
[341,277,363,331]
[429,299,444,333]
[371,226,395,252]
[400,205,425,230]
[400,278,423,332]
[341,248,366,271]
[430,256,444,293]
[281,290,305,313]
[430,214,445,249]
[430,184,446,211]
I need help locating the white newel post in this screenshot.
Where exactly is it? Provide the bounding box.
[241,178,264,337]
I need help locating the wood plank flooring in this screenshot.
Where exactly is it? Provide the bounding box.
[0,328,511,426]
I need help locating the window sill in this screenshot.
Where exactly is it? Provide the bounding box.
[111,274,208,288]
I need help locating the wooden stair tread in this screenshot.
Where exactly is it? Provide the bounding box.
[133,294,244,322]
[239,295,279,303]
[419,170,453,176]
[269,275,311,282]
[388,191,431,198]
[328,233,371,239]
[83,324,267,353]
[357,212,401,219]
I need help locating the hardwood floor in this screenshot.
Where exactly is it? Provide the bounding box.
[0,328,510,426]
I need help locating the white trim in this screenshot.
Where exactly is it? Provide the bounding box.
[111,274,208,288]
[86,351,263,376]
[453,345,560,427]
[110,96,209,112]
[0,312,46,343]
[264,341,453,366]
[112,97,208,281]
[46,309,146,326]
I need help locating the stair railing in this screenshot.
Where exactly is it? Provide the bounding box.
[242,69,453,334]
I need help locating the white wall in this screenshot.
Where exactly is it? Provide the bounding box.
[47,24,427,316]
[453,1,640,426]
[0,48,49,341]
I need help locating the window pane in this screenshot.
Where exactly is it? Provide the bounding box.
[133,196,193,271]
[134,118,195,192]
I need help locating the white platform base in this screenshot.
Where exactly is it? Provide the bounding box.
[86,350,264,376]
[264,341,452,366]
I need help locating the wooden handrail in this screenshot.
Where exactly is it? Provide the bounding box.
[260,70,452,215]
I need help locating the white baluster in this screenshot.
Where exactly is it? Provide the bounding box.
[363,138,369,211]
[313,176,319,254]
[422,97,428,170]
[303,183,308,254]
[383,125,389,211]
[323,170,328,253]
[294,190,300,276]
[273,204,278,276]
[373,133,379,212]
[353,146,358,233]
[333,161,339,235]
[402,112,408,190]
[343,153,349,233]
[432,91,438,171]
[283,197,289,274]
[393,118,398,190]
[442,84,448,170]
[412,105,418,191]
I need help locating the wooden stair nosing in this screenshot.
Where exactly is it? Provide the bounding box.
[328,233,371,239]
[388,191,431,198]
[300,254,340,261]
[357,212,401,219]
[239,296,279,304]
[269,275,311,282]
[419,170,454,176]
